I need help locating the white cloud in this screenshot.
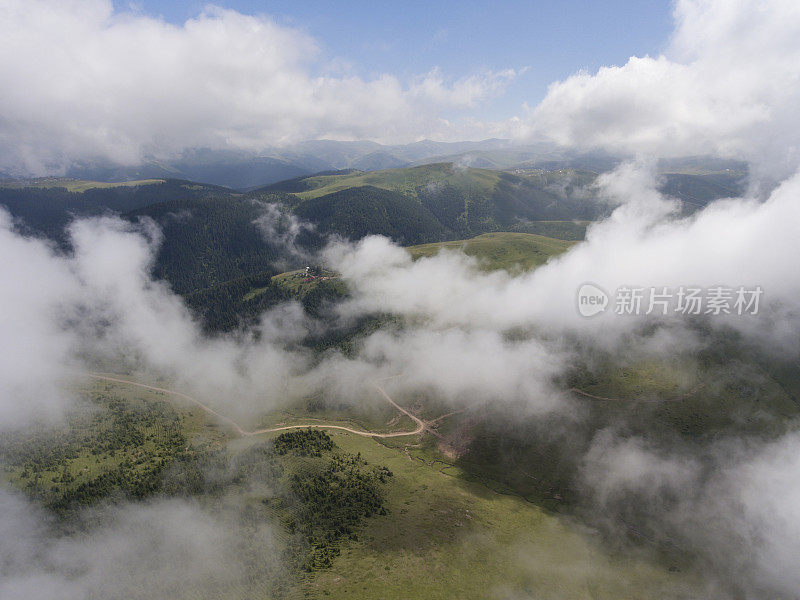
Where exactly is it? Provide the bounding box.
[0,492,282,600]
[720,433,800,595]
[325,163,800,350]
[577,428,800,598]
[3,3,800,594]
[581,430,700,507]
[252,201,316,266]
[524,0,800,179]
[0,210,82,427]
[0,210,314,428]
[0,0,517,175]
[359,327,566,411]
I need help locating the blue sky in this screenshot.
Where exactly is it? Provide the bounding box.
[122,0,674,120]
[5,0,714,172]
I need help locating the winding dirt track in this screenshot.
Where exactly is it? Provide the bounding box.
[86,373,425,438]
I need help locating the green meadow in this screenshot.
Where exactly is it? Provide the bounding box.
[407,231,574,272]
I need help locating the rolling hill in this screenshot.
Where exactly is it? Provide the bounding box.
[27,140,749,192]
[254,163,610,241]
[0,177,168,192]
[56,140,514,189]
[124,192,318,294]
[1,375,711,599]
[255,162,745,247]
[184,232,573,333]
[260,163,502,200]
[0,162,747,312]
[407,231,574,272]
[0,178,234,241]
[65,150,311,190]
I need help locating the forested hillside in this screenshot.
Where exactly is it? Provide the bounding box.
[184,272,292,332]
[0,178,232,241]
[660,172,748,208]
[294,185,447,244]
[0,163,748,335]
[253,163,745,242]
[252,163,609,242]
[124,194,317,294]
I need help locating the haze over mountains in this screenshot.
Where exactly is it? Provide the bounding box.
[0,158,747,299]
[51,139,579,189]
[40,140,747,191]
[3,1,800,599]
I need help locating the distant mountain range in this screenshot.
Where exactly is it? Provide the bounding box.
[0,161,747,302]
[49,140,747,191]
[59,140,519,189]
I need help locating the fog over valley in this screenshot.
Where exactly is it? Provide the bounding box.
[2,1,800,598]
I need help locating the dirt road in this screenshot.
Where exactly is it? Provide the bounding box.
[87,373,424,439]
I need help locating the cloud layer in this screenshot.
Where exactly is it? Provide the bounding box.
[7,0,800,179]
[3,161,799,597]
[3,1,800,597]
[326,163,800,348]
[0,492,283,600]
[0,0,516,175]
[526,0,800,179]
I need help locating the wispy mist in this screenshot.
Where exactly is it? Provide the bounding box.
[2,1,800,597]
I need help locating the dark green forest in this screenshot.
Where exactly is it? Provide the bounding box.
[0,165,748,336]
[125,193,319,294]
[184,271,290,332]
[1,396,391,575]
[293,186,448,245]
[0,179,230,241]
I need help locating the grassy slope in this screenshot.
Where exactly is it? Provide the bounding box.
[573,355,800,439]
[265,231,574,300]
[304,431,703,599]
[510,220,588,240]
[145,375,711,597]
[2,375,707,599]
[408,232,573,270]
[407,231,574,272]
[245,393,417,436]
[84,377,231,446]
[288,163,499,201]
[0,178,167,192]
[0,378,229,503]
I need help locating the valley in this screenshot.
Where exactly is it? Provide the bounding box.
[1,372,712,599]
[3,3,798,598]
[0,157,786,600]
